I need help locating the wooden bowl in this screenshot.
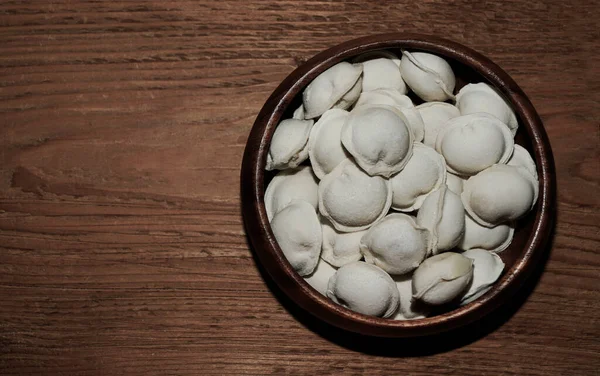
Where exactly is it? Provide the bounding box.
[241,33,555,337]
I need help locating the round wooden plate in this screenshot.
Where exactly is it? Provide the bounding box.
[241,33,556,337]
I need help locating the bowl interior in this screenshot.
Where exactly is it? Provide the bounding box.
[244,34,553,337]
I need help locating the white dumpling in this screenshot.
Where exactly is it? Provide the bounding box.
[507,144,539,183]
[292,104,305,120]
[417,101,460,147]
[462,164,538,227]
[354,88,414,109]
[390,143,446,212]
[456,82,518,135]
[416,101,460,147]
[341,105,414,177]
[304,258,337,296]
[460,249,505,305]
[266,118,314,170]
[333,76,363,111]
[318,160,392,232]
[508,145,539,202]
[303,62,363,119]
[354,89,424,142]
[398,107,425,143]
[327,261,399,318]
[360,58,407,93]
[270,201,322,276]
[412,252,473,305]
[393,276,429,320]
[307,109,351,179]
[264,166,319,221]
[321,220,366,267]
[417,186,466,254]
[400,51,456,101]
[458,215,515,253]
[435,113,514,176]
[360,213,430,275]
[445,172,465,195]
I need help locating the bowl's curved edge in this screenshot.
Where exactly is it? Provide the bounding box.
[241,33,556,337]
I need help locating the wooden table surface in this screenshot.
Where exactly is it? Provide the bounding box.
[1,1,599,375]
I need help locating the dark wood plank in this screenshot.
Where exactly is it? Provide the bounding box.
[0,1,598,375]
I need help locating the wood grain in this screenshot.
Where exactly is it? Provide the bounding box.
[0,1,598,375]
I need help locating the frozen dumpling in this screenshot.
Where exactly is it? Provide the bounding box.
[354,88,413,110]
[341,105,413,177]
[333,76,363,111]
[507,144,539,182]
[393,276,429,320]
[304,258,337,296]
[417,186,466,254]
[399,107,425,143]
[360,57,407,93]
[456,82,518,135]
[303,62,363,119]
[327,261,399,318]
[307,109,351,179]
[318,160,392,232]
[390,143,446,212]
[445,172,465,196]
[266,118,314,170]
[354,89,424,142]
[412,252,473,305]
[400,51,456,101]
[460,249,505,305]
[417,101,460,148]
[462,164,538,227]
[458,215,514,253]
[435,113,514,176]
[321,220,366,267]
[507,145,539,203]
[360,213,430,275]
[270,201,322,276]
[264,166,319,221]
[292,104,305,120]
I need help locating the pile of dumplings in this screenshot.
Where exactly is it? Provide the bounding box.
[264,50,539,320]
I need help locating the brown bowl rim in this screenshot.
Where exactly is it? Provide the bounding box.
[241,33,555,337]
